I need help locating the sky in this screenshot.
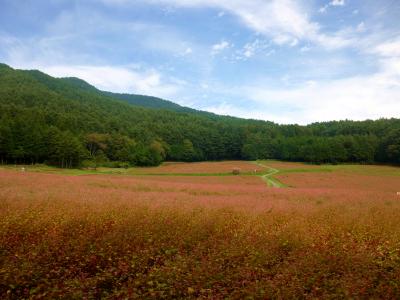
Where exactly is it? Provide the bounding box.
[0,0,399,124]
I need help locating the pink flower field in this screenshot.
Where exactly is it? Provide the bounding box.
[1,162,400,299]
[127,161,266,174]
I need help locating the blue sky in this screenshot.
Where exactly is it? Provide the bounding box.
[0,0,399,124]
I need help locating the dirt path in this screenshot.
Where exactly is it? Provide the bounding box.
[254,161,284,188]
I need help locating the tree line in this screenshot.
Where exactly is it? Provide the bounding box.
[0,63,399,168]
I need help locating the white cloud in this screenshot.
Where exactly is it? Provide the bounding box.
[44,9,200,60]
[202,101,298,124]
[235,39,271,60]
[51,2,400,124]
[265,82,395,124]
[203,102,236,116]
[0,9,198,96]
[330,0,345,6]
[211,40,231,55]
[107,0,353,49]
[40,65,183,98]
[194,32,400,124]
[217,11,225,17]
[3,0,399,124]
[319,5,328,13]
[273,35,299,47]
[180,47,193,56]
[216,80,397,125]
[242,42,257,58]
[319,0,345,13]
[373,39,400,57]
[356,22,366,33]
[162,6,176,15]
[300,45,311,52]
[2,62,183,100]
[201,43,400,124]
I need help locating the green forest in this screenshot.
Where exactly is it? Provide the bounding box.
[0,63,399,168]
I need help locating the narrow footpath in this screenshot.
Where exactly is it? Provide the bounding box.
[254,161,285,188]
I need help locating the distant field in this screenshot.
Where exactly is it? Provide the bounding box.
[0,161,267,176]
[1,161,400,299]
[128,161,267,175]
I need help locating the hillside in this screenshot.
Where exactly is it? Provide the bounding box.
[25,68,207,115]
[102,91,198,114]
[0,63,399,167]
[23,68,197,113]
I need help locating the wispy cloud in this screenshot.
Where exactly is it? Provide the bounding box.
[0,29,187,99]
[234,39,273,60]
[204,66,400,125]
[373,39,400,57]
[42,65,185,98]
[200,33,400,124]
[1,0,399,124]
[104,0,354,49]
[211,40,231,55]
[330,0,345,7]
[319,0,346,13]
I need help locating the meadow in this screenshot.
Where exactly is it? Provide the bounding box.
[1,161,400,299]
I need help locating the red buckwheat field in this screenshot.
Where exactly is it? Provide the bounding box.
[2,1,400,298]
[1,161,400,299]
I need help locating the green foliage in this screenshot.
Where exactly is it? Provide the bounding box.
[0,63,399,167]
[129,142,163,166]
[382,129,400,163]
[168,139,201,161]
[47,128,88,168]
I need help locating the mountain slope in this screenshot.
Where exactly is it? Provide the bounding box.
[102,91,191,112]
[0,63,399,167]
[26,68,203,113]
[0,63,259,166]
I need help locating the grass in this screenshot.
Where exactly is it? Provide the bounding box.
[260,160,400,177]
[263,175,287,188]
[0,162,268,177]
[278,167,334,174]
[1,161,400,298]
[0,164,119,176]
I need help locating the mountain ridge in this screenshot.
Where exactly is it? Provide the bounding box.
[23,65,208,114]
[0,63,399,168]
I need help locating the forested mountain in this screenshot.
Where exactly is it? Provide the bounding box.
[25,68,195,113]
[102,92,198,114]
[0,63,399,167]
